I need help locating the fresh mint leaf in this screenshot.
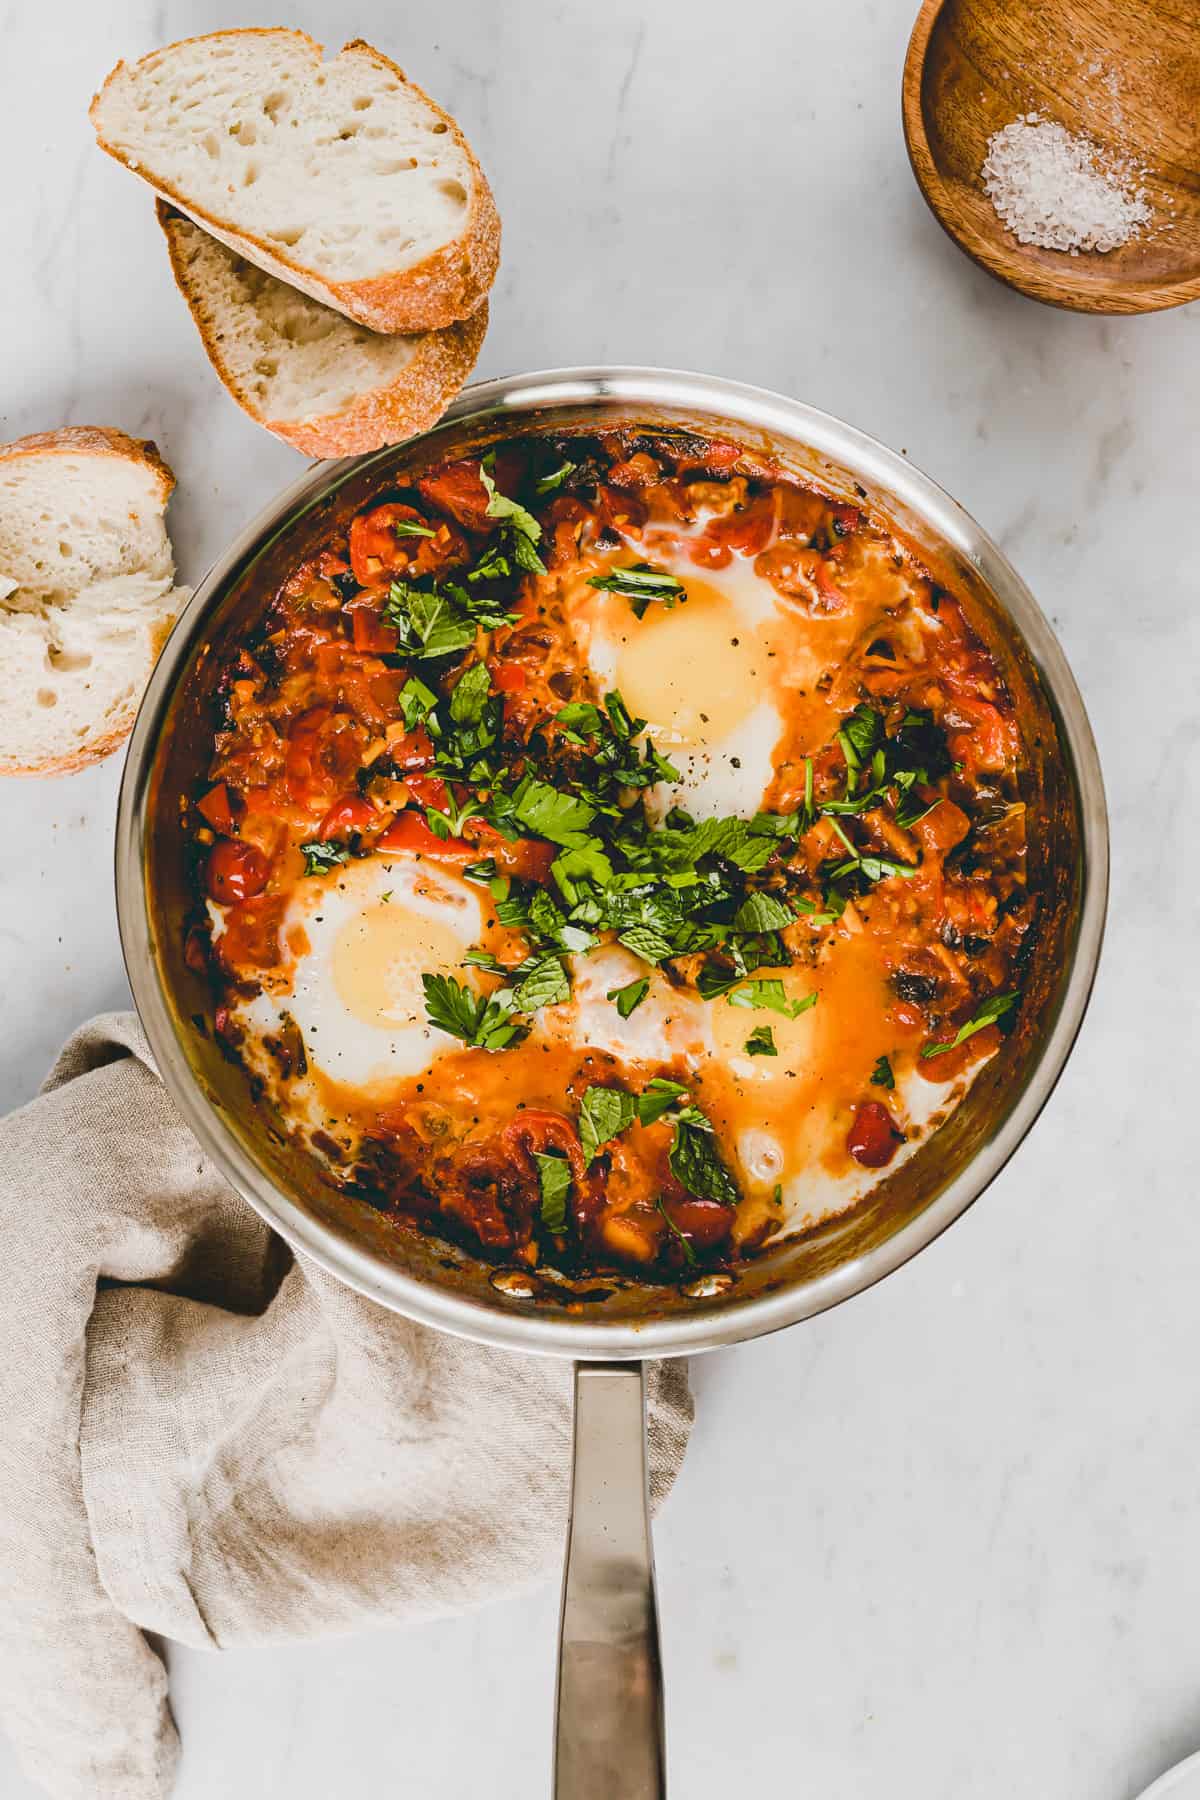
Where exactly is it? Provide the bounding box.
[669,1116,740,1206]
[393,518,435,538]
[732,891,795,933]
[449,660,492,725]
[579,1085,637,1165]
[871,1054,895,1088]
[636,1078,689,1127]
[513,953,570,1013]
[480,459,543,546]
[744,1025,778,1056]
[398,675,437,730]
[618,925,676,965]
[535,1151,571,1231]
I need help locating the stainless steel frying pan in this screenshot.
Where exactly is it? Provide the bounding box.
[115,368,1108,1796]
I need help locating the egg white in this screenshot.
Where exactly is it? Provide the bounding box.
[581,552,787,822]
[232,853,488,1093]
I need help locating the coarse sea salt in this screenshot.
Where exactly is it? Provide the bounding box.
[981,113,1150,254]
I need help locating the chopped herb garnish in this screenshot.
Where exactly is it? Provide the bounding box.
[480,458,546,574]
[398,675,437,730]
[731,891,795,934]
[534,1150,571,1231]
[422,974,526,1051]
[668,1112,740,1206]
[744,1024,778,1057]
[921,992,1019,1059]
[299,840,350,876]
[636,1077,689,1128]
[870,1055,895,1089]
[535,458,577,494]
[656,1195,697,1264]
[394,519,435,539]
[449,661,492,726]
[579,1085,638,1165]
[512,952,570,1013]
[726,980,816,1020]
[587,563,686,618]
[608,976,650,1018]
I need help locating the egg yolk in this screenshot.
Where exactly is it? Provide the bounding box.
[604,576,768,751]
[710,967,822,1079]
[332,902,475,1030]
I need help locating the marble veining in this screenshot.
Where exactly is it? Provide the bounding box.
[2,0,1199,1795]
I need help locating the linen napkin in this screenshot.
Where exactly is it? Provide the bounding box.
[0,1013,692,1800]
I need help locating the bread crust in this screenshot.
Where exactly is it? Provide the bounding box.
[0,425,175,502]
[157,203,487,457]
[0,427,178,777]
[92,31,501,335]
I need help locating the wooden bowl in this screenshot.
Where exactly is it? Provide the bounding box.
[902,0,1200,314]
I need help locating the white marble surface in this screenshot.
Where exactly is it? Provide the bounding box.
[2,0,1200,1795]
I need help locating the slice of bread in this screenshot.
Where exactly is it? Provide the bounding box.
[157,203,486,458]
[0,428,185,776]
[91,29,500,335]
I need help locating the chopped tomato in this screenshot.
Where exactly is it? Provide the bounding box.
[846,1101,902,1169]
[348,503,432,588]
[416,460,494,533]
[491,661,527,693]
[377,813,471,856]
[463,820,556,883]
[403,774,450,810]
[317,793,377,839]
[913,798,971,855]
[388,727,434,771]
[503,1110,590,1191]
[659,1195,735,1249]
[349,605,399,654]
[207,839,269,905]
[196,783,238,834]
[605,452,661,491]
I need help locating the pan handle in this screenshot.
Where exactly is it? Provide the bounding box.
[554,1360,666,1799]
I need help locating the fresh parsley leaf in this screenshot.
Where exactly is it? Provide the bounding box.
[656,1195,697,1264]
[732,891,795,933]
[669,1115,740,1206]
[468,541,511,583]
[607,977,649,1019]
[394,518,435,538]
[587,563,686,619]
[554,701,605,741]
[726,979,816,1019]
[421,974,525,1051]
[579,1085,638,1165]
[744,1024,778,1056]
[449,661,492,726]
[299,840,350,875]
[536,458,577,495]
[513,953,570,1013]
[871,1054,896,1089]
[838,704,884,775]
[921,991,1019,1059]
[398,675,437,730]
[511,779,597,846]
[534,1150,571,1232]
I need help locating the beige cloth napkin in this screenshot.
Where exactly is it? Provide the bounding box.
[0,1014,692,1800]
